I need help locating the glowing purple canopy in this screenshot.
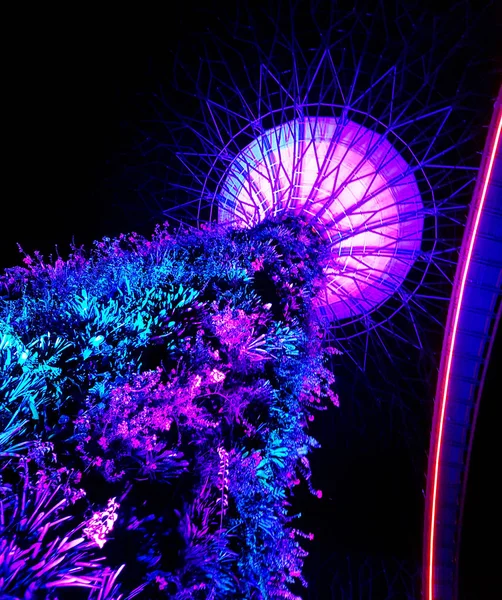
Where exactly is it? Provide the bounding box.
[218,117,424,321]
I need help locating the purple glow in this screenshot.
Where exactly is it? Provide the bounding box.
[219,117,424,321]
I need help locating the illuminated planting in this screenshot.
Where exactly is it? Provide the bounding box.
[219,117,424,321]
[0,221,332,598]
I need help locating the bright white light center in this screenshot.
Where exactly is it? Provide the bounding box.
[219,117,424,321]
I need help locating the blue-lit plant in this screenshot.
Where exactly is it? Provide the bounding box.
[0,216,338,598]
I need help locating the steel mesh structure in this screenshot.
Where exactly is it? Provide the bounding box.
[136,1,493,373]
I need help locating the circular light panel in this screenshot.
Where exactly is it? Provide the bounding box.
[219,117,424,321]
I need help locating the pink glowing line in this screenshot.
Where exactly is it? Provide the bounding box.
[427,108,502,600]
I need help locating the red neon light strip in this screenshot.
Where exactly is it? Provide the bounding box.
[427,109,502,600]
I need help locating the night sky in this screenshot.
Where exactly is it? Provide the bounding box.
[3,2,500,598]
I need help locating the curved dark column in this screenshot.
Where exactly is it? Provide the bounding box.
[423,87,502,600]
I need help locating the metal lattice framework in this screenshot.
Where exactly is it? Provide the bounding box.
[136,0,494,384]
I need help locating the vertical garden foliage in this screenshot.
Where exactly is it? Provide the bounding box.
[0,217,337,599]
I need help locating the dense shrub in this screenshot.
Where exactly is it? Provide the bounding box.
[0,217,338,599]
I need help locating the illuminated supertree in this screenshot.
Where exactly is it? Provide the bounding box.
[129,2,500,598]
[134,0,496,429]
